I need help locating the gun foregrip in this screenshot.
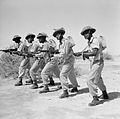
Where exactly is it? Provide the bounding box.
[73,52,82,56]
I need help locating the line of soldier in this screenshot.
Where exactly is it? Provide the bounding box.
[10,26,109,106]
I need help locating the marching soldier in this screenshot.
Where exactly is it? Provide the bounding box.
[79,26,109,106]
[52,28,79,98]
[15,33,35,86]
[12,35,22,50]
[38,33,60,93]
[29,33,55,89]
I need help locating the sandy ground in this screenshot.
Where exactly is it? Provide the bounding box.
[0,59,120,119]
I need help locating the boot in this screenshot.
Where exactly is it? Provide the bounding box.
[30,80,38,89]
[48,77,55,86]
[39,85,49,93]
[99,90,109,99]
[15,78,23,86]
[25,79,33,84]
[69,87,78,93]
[59,90,69,98]
[88,96,100,106]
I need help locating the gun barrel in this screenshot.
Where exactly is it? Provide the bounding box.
[37,50,49,52]
[0,49,17,52]
[0,49,10,53]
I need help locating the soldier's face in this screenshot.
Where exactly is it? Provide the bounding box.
[55,33,63,41]
[83,31,91,40]
[38,37,45,43]
[27,38,34,43]
[55,33,61,40]
[14,39,20,43]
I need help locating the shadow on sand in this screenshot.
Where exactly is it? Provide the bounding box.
[38,82,62,93]
[98,91,120,105]
[69,88,120,105]
[77,88,89,94]
[68,87,89,97]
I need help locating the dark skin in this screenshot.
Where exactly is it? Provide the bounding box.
[54,33,64,54]
[37,36,47,43]
[13,39,21,44]
[55,33,63,44]
[12,39,21,51]
[27,37,34,43]
[36,36,55,58]
[81,30,98,58]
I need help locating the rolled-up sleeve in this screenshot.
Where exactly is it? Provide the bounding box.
[91,38,99,49]
[54,40,72,59]
[36,42,49,58]
[18,43,25,52]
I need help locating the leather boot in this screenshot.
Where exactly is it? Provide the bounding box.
[48,77,55,86]
[99,90,109,99]
[59,90,69,98]
[39,85,49,93]
[15,78,23,86]
[88,96,100,106]
[30,80,38,89]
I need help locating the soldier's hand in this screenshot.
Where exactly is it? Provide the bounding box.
[27,53,34,57]
[82,54,89,60]
[9,51,13,55]
[73,52,82,57]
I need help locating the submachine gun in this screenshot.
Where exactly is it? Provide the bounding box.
[0,48,35,57]
[73,50,89,60]
[0,47,60,58]
[0,48,17,54]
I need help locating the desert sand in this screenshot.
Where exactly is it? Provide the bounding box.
[0,58,120,119]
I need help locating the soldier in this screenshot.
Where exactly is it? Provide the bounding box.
[15,33,35,86]
[38,33,60,93]
[52,28,79,98]
[12,35,22,50]
[29,33,55,89]
[79,26,109,106]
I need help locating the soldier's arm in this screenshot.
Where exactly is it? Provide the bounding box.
[54,40,70,58]
[83,48,98,57]
[17,43,24,52]
[83,37,100,58]
[35,43,49,58]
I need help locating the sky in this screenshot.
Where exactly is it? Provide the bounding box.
[0,0,120,55]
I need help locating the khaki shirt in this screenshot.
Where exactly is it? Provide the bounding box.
[12,41,23,50]
[54,38,74,62]
[35,42,50,62]
[18,42,38,60]
[18,42,29,53]
[29,43,41,53]
[87,37,103,63]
